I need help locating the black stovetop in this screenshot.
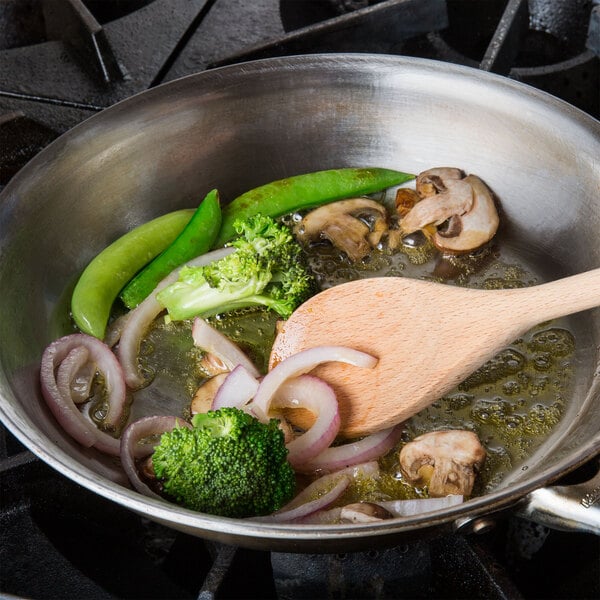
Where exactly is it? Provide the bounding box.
[1,1,599,598]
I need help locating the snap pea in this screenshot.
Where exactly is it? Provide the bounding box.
[71,208,195,339]
[213,167,414,247]
[120,189,222,309]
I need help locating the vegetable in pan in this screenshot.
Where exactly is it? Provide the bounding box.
[152,407,296,518]
[120,188,222,309]
[214,167,414,246]
[156,214,315,321]
[41,165,573,523]
[71,208,195,339]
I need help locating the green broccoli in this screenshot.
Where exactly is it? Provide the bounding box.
[155,215,315,321]
[152,407,296,518]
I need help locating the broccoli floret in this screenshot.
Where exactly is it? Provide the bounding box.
[152,407,296,518]
[156,215,315,321]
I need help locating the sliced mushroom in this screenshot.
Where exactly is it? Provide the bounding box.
[295,198,389,262]
[416,167,464,198]
[399,430,486,497]
[395,188,421,218]
[399,178,474,236]
[339,502,394,523]
[398,168,499,254]
[190,372,229,415]
[271,411,295,444]
[432,175,499,254]
[199,352,229,377]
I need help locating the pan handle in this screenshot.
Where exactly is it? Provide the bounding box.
[513,460,600,535]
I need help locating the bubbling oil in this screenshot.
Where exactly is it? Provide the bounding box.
[137,224,578,502]
[300,234,577,500]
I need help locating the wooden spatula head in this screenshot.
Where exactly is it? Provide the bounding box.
[269,277,535,437]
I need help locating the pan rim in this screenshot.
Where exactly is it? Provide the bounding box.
[1,53,599,546]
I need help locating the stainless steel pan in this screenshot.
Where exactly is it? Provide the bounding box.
[0,55,599,551]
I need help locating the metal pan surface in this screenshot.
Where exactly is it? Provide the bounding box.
[0,55,598,551]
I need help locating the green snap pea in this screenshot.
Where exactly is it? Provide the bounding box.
[120,189,222,309]
[71,208,195,339]
[213,167,414,247]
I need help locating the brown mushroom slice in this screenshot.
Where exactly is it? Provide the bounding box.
[432,175,499,254]
[399,430,486,497]
[339,502,394,523]
[399,178,474,236]
[320,215,372,262]
[190,372,229,415]
[295,198,388,262]
[199,352,229,377]
[394,188,421,217]
[416,167,464,198]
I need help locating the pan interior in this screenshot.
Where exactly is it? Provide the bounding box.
[0,56,598,540]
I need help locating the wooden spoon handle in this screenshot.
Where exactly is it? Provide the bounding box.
[509,267,600,326]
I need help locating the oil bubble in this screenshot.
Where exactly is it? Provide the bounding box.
[528,328,575,357]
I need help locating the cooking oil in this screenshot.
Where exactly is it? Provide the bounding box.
[291,233,578,499]
[136,226,579,501]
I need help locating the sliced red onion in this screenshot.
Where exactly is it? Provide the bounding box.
[291,507,343,524]
[271,375,340,469]
[258,461,379,523]
[211,365,260,410]
[120,415,191,498]
[251,346,377,422]
[56,346,93,404]
[256,475,351,523]
[69,361,97,404]
[104,313,130,348]
[192,317,261,378]
[263,462,381,523]
[299,425,404,474]
[40,334,127,456]
[378,495,463,517]
[118,247,235,389]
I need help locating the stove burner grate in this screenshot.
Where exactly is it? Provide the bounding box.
[0,1,599,598]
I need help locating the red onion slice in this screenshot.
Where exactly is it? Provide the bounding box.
[272,375,340,469]
[251,346,377,422]
[256,475,351,523]
[292,507,343,524]
[255,462,380,523]
[120,415,191,498]
[211,365,259,410]
[56,346,93,404]
[297,495,464,524]
[378,495,463,516]
[118,247,235,389]
[299,425,404,473]
[192,317,261,378]
[40,334,127,455]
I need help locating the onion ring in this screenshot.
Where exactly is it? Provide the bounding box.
[120,415,191,498]
[296,495,464,524]
[272,375,340,469]
[299,425,404,473]
[378,495,463,516]
[256,475,351,523]
[192,317,261,378]
[56,346,93,404]
[255,462,380,523]
[40,333,127,455]
[211,365,259,410]
[250,346,377,422]
[118,247,235,389]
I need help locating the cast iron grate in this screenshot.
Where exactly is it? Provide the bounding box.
[2,426,599,599]
[1,1,599,598]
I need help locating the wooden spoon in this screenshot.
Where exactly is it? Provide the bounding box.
[269,271,600,438]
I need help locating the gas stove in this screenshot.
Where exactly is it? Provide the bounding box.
[1,1,599,598]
